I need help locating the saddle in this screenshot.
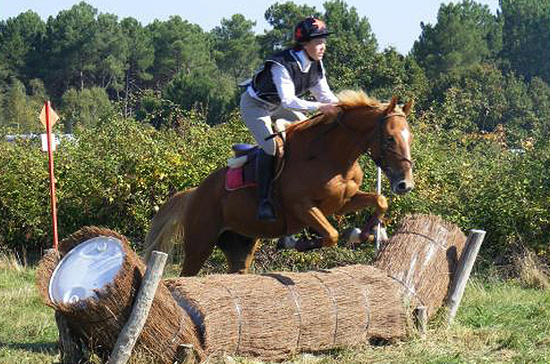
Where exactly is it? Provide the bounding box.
[225,137,285,191]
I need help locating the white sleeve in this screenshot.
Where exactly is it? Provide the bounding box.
[310,75,339,103]
[270,63,322,111]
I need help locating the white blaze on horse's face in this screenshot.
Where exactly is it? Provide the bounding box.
[386,116,414,195]
[400,128,412,163]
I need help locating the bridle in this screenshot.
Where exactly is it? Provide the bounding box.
[265,109,413,172]
[336,111,413,172]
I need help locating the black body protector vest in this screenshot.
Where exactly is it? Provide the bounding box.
[251,49,324,104]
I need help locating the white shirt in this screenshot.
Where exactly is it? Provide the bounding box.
[248,49,338,111]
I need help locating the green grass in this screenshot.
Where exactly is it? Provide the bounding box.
[0,262,59,363]
[1,259,549,364]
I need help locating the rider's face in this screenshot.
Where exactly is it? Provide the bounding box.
[303,38,327,61]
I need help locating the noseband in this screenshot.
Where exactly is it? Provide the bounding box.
[336,112,413,171]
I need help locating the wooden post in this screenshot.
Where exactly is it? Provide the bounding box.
[447,229,485,326]
[55,312,85,364]
[109,251,168,364]
[414,306,428,339]
[175,343,196,364]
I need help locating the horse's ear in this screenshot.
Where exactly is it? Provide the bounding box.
[385,96,398,114]
[403,100,414,116]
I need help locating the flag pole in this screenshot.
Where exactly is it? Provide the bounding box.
[45,101,59,250]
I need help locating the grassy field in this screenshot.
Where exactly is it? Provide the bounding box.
[1,252,550,364]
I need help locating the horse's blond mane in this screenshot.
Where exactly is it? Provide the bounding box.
[288,90,397,134]
[336,89,382,110]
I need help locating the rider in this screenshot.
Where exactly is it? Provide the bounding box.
[240,17,340,221]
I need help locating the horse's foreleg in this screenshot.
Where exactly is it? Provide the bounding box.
[293,205,339,251]
[336,191,388,241]
[336,191,388,215]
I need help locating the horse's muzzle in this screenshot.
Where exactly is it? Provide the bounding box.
[391,178,414,195]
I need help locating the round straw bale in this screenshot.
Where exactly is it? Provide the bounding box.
[335,264,410,340]
[166,265,408,360]
[36,226,203,363]
[168,273,299,360]
[374,214,467,315]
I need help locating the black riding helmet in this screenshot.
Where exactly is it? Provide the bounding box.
[294,17,331,43]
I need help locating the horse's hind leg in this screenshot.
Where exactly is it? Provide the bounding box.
[217,231,259,274]
[180,226,220,277]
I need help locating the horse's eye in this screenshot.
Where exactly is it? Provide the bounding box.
[386,136,396,144]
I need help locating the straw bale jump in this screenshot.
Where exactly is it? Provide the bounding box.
[36,214,472,363]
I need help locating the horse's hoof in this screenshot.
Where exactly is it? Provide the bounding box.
[359,230,371,242]
[342,227,363,247]
[276,235,297,250]
[361,215,382,238]
[361,227,389,246]
[295,238,322,252]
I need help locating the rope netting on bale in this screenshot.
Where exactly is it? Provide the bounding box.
[374,214,467,316]
[166,265,408,360]
[35,226,204,363]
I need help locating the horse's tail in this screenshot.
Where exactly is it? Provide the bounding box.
[143,187,196,262]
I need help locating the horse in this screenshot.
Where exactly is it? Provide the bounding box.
[144,90,414,276]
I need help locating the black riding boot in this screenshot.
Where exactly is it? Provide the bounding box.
[256,150,276,221]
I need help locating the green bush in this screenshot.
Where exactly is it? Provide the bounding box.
[0,113,251,250]
[381,115,550,265]
[1,108,549,268]
[0,137,50,247]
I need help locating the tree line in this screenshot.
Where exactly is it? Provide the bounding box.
[1,0,550,258]
[1,0,549,145]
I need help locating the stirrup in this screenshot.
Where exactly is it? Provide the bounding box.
[257,200,276,221]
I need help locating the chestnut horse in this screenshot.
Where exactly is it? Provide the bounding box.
[144,90,414,276]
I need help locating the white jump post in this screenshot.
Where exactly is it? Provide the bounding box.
[446,229,486,326]
[376,166,382,251]
[109,251,168,364]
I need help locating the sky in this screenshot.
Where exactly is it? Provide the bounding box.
[1,0,500,55]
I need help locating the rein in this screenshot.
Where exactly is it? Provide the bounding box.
[264,113,323,141]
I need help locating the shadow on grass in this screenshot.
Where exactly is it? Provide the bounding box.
[0,341,58,353]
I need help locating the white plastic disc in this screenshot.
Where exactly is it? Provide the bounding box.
[48,236,126,305]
